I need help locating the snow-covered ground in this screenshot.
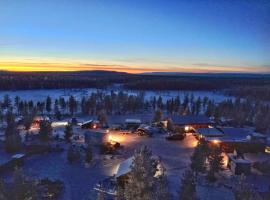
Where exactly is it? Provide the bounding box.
[0,88,232,103]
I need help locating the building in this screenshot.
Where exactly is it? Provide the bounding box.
[81,120,100,129]
[198,127,266,153]
[124,119,142,130]
[195,127,224,140]
[227,153,251,175]
[164,115,213,132]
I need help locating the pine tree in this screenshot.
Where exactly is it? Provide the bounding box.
[64,123,73,142]
[69,96,77,116]
[46,96,52,114]
[67,146,80,164]
[190,140,208,176]
[166,119,174,132]
[207,145,224,182]
[124,146,158,200]
[39,120,52,142]
[97,111,108,128]
[11,169,38,200]
[85,145,93,163]
[5,111,21,153]
[234,174,262,200]
[153,110,162,123]
[123,146,170,200]
[23,110,36,131]
[179,170,196,200]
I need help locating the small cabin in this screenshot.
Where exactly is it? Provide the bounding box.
[164,115,213,132]
[124,119,142,130]
[195,127,224,140]
[227,153,251,175]
[81,120,100,129]
[32,116,50,128]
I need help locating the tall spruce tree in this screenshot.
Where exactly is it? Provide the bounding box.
[39,120,52,142]
[5,111,21,153]
[123,146,170,200]
[179,170,196,200]
[207,145,224,182]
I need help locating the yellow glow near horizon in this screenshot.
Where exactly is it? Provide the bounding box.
[0,59,268,74]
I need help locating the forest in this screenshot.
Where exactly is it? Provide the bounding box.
[1,71,270,101]
[1,90,269,134]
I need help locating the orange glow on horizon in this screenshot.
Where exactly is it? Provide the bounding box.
[0,60,268,74]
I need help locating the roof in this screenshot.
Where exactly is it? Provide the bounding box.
[221,128,252,141]
[169,115,212,125]
[12,153,25,159]
[115,157,133,178]
[125,119,142,124]
[196,128,224,137]
[228,154,251,164]
[82,120,99,125]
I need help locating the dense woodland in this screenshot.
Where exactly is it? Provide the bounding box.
[0,71,270,101]
[0,90,269,134]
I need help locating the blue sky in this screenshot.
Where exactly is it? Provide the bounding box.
[0,0,269,73]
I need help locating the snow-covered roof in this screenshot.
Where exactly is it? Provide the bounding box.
[125,119,142,124]
[115,157,134,178]
[115,156,163,178]
[12,153,25,159]
[82,120,99,125]
[196,128,224,137]
[168,115,212,125]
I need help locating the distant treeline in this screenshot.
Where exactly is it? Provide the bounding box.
[0,71,135,90]
[1,71,270,100]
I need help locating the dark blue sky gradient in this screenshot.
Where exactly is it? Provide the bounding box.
[0,0,269,73]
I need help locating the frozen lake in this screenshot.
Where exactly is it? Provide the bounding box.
[0,88,233,103]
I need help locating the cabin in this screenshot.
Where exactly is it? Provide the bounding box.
[81,120,100,129]
[200,127,267,153]
[0,153,25,173]
[227,153,251,175]
[124,119,142,130]
[195,127,224,140]
[164,115,213,132]
[84,130,106,146]
[136,124,159,136]
[32,116,50,128]
[94,156,163,196]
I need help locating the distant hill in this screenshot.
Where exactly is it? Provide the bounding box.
[141,72,270,78]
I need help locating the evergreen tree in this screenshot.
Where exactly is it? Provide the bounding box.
[234,174,262,200]
[5,111,21,153]
[207,145,224,182]
[123,146,170,200]
[3,95,11,109]
[45,96,52,114]
[23,110,36,131]
[64,123,73,142]
[39,120,52,142]
[11,169,38,200]
[166,119,174,132]
[153,109,162,123]
[68,96,77,116]
[97,111,108,128]
[67,146,80,164]
[179,170,196,200]
[85,145,93,163]
[190,140,208,176]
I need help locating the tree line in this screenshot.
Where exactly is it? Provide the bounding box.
[1,90,269,134]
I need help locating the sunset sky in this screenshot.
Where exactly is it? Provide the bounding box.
[0,0,269,73]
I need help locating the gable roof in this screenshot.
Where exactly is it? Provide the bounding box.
[196,128,224,137]
[169,115,212,125]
